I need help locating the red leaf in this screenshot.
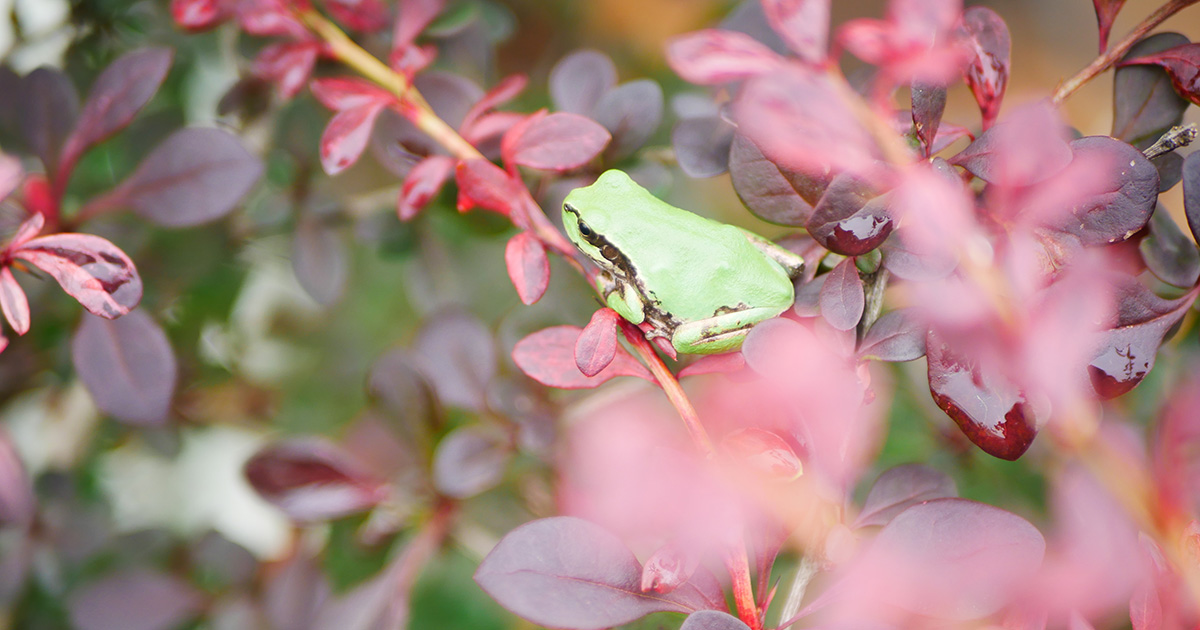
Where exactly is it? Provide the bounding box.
[721,427,803,480]
[398,155,453,220]
[170,0,230,30]
[762,0,830,64]
[326,0,390,31]
[512,326,654,389]
[0,268,30,335]
[676,352,746,378]
[1093,0,1128,53]
[818,258,865,331]
[504,231,549,305]
[666,29,785,85]
[236,0,309,38]
[60,48,174,179]
[462,111,525,148]
[320,101,388,175]
[455,159,523,216]
[460,74,528,137]
[960,7,1011,130]
[244,438,389,522]
[504,112,611,171]
[71,310,176,425]
[12,233,141,319]
[252,41,320,100]
[6,212,44,250]
[1088,280,1199,398]
[309,76,394,111]
[575,308,620,376]
[393,0,445,52]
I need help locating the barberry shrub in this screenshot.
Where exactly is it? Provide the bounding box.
[2,0,1200,629]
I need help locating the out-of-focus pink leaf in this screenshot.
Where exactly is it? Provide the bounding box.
[504,112,611,171]
[67,569,203,630]
[640,542,699,594]
[432,426,511,499]
[960,7,1011,130]
[722,427,802,480]
[244,438,389,522]
[926,329,1039,460]
[410,311,496,411]
[1153,370,1200,515]
[13,233,141,319]
[504,231,549,306]
[1088,279,1199,398]
[666,29,785,85]
[235,0,309,38]
[474,517,711,630]
[170,0,229,30]
[0,153,21,202]
[676,352,746,378]
[398,155,453,220]
[310,77,394,111]
[292,219,347,306]
[321,101,388,175]
[0,268,30,335]
[575,308,621,377]
[392,0,445,52]
[17,67,79,177]
[92,127,263,227]
[672,116,734,178]
[60,48,173,178]
[71,310,175,425]
[1113,33,1190,148]
[1121,43,1200,105]
[853,464,957,528]
[680,611,751,630]
[762,0,830,64]
[819,258,864,331]
[857,308,927,362]
[455,159,523,217]
[1093,0,1128,52]
[550,49,617,115]
[1130,578,1163,630]
[461,74,528,136]
[512,326,653,389]
[251,41,320,100]
[0,429,33,528]
[951,103,1071,187]
[326,0,389,31]
[807,174,891,256]
[735,66,877,176]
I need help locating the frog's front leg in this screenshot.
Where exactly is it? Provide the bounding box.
[595,271,646,325]
[671,306,785,354]
[738,228,805,279]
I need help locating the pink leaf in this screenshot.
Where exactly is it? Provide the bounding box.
[0,153,22,202]
[67,569,203,630]
[170,0,229,30]
[762,0,830,64]
[7,212,44,249]
[71,310,176,425]
[320,101,388,175]
[676,352,747,378]
[397,155,453,220]
[326,0,390,31]
[721,427,803,481]
[236,0,309,38]
[819,258,865,331]
[0,428,34,528]
[575,308,620,377]
[60,48,174,178]
[0,268,30,335]
[460,73,528,136]
[666,29,785,85]
[455,159,524,217]
[393,0,445,52]
[244,437,390,522]
[960,7,1011,130]
[12,233,141,319]
[505,231,549,305]
[512,326,654,389]
[1093,0,1128,52]
[505,112,611,171]
[641,543,700,594]
[309,76,394,111]
[1130,580,1163,630]
[252,41,320,100]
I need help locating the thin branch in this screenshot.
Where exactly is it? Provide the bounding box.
[1142,123,1198,160]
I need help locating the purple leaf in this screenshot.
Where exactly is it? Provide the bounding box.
[865,498,1045,620]
[1181,149,1200,243]
[505,231,549,305]
[94,128,263,227]
[673,116,734,178]
[71,310,176,425]
[666,29,785,85]
[911,81,947,157]
[1140,204,1200,288]
[1113,33,1190,148]
[728,133,820,226]
[819,258,864,331]
[592,80,664,161]
[1093,0,1128,52]
[857,308,927,362]
[926,329,1040,460]
[0,268,30,336]
[1048,136,1158,245]
[550,49,617,115]
[505,112,611,171]
[264,553,330,630]
[475,517,707,630]
[807,173,891,256]
[853,464,957,528]
[244,438,389,522]
[959,7,1010,130]
[18,67,79,177]
[681,611,752,630]
[67,569,203,630]
[432,426,511,498]
[761,0,830,64]
[366,348,438,426]
[1088,280,1199,399]
[951,105,1073,187]
[411,311,496,411]
[1120,42,1200,105]
[59,48,173,179]
[0,429,33,528]
[13,233,142,319]
[292,219,347,305]
[512,326,653,389]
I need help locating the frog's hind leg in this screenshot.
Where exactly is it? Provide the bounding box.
[671,306,783,355]
[738,228,805,279]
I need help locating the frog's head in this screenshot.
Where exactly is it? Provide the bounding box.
[562,170,643,265]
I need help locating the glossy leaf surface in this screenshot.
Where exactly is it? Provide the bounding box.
[1088,280,1198,398]
[807,173,891,256]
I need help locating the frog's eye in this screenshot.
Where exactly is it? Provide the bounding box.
[600,245,619,261]
[577,221,594,238]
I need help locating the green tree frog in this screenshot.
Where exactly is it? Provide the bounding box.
[562,170,804,355]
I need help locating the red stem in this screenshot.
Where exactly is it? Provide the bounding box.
[725,543,762,630]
